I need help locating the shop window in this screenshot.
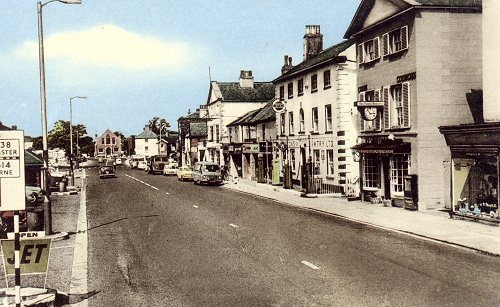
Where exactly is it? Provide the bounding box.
[298,78,304,96]
[358,37,380,64]
[288,112,294,134]
[390,154,410,197]
[311,107,319,133]
[280,113,286,135]
[453,155,498,213]
[325,104,332,132]
[383,26,408,57]
[291,149,296,171]
[311,74,318,92]
[327,149,334,176]
[383,82,410,129]
[287,82,294,99]
[313,149,321,175]
[299,108,305,132]
[323,70,331,89]
[363,155,379,189]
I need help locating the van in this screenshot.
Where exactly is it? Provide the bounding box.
[148,155,169,174]
[192,162,223,185]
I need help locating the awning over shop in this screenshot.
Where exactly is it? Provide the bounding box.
[351,142,411,154]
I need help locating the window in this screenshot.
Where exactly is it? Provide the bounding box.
[280,113,286,135]
[279,86,285,101]
[359,90,382,132]
[327,149,334,176]
[145,138,148,143]
[106,135,110,144]
[298,78,304,96]
[299,108,305,132]
[209,126,214,141]
[390,155,410,196]
[145,146,149,152]
[215,125,220,143]
[287,82,294,99]
[323,70,331,89]
[325,104,332,132]
[313,150,321,175]
[312,107,319,132]
[288,112,294,134]
[383,26,408,57]
[101,139,104,144]
[311,74,318,92]
[358,37,380,64]
[363,155,379,189]
[291,149,296,171]
[383,82,410,130]
[112,137,116,144]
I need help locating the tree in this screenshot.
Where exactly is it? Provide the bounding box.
[148,117,170,136]
[47,120,91,156]
[113,131,129,155]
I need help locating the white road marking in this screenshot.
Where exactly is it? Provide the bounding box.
[229,223,239,228]
[166,192,170,195]
[125,174,160,191]
[301,260,320,270]
[193,205,199,208]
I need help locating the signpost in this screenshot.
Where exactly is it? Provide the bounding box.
[0,130,25,307]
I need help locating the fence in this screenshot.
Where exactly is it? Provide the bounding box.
[310,177,344,195]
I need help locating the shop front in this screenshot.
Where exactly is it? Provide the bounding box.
[440,123,500,224]
[352,139,413,208]
[226,143,242,178]
[242,143,259,180]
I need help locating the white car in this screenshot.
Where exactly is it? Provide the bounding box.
[137,160,147,170]
[163,164,178,176]
[115,158,123,165]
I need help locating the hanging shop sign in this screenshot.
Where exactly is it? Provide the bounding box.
[272,99,286,113]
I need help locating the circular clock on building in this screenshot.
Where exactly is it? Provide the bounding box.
[363,107,378,121]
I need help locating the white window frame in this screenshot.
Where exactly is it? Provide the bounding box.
[288,112,294,134]
[358,37,380,64]
[313,149,321,175]
[323,70,331,89]
[390,154,410,197]
[383,26,408,57]
[325,104,332,132]
[383,82,410,130]
[311,74,318,92]
[312,107,319,133]
[327,149,334,176]
[287,82,294,99]
[298,78,304,96]
[291,149,296,171]
[299,108,305,132]
[362,155,379,189]
[280,113,286,135]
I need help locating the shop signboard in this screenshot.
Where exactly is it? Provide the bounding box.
[1,238,52,275]
[242,144,259,154]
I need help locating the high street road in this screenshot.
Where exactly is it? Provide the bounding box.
[84,164,500,306]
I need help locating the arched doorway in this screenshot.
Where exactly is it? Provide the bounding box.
[106,147,112,157]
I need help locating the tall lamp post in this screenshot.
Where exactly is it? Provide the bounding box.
[69,96,87,186]
[38,0,82,236]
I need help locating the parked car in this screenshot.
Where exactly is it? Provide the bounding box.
[192,162,223,185]
[176,166,193,181]
[98,156,104,163]
[99,165,116,179]
[137,159,147,170]
[115,158,123,165]
[163,163,178,176]
[148,155,169,174]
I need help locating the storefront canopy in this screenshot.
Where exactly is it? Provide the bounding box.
[352,142,411,154]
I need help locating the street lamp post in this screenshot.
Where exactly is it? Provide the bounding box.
[37,0,83,236]
[69,96,87,186]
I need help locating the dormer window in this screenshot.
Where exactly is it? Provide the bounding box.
[383,26,408,56]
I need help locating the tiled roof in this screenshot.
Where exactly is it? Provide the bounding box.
[136,128,157,139]
[273,39,354,83]
[178,111,200,121]
[227,109,261,127]
[411,0,481,6]
[247,100,276,124]
[25,150,43,166]
[217,82,275,103]
[189,122,207,138]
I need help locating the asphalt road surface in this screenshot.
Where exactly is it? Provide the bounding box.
[85,164,500,306]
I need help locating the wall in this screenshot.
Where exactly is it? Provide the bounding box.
[415,10,482,209]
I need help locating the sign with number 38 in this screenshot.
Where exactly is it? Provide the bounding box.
[0,130,25,211]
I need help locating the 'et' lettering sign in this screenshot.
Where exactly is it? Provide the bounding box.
[1,238,52,275]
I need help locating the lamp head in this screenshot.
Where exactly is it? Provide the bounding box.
[59,0,82,4]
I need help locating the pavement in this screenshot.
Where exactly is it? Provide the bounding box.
[222,177,500,257]
[2,167,500,305]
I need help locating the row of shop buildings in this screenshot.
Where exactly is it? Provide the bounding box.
[178,0,500,222]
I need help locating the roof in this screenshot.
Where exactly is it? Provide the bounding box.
[25,150,43,166]
[135,127,157,139]
[212,82,275,103]
[273,39,354,83]
[189,122,207,138]
[0,122,13,130]
[344,0,481,38]
[227,100,276,127]
[178,111,201,121]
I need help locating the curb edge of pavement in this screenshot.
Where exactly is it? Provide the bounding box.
[222,184,500,258]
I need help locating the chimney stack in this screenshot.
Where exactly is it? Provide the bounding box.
[12,125,17,130]
[281,55,293,75]
[239,70,254,88]
[199,105,208,118]
[303,25,323,61]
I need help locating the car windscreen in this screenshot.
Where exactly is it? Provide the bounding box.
[203,164,220,172]
[153,157,169,162]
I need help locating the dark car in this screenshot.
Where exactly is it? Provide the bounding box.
[99,165,116,179]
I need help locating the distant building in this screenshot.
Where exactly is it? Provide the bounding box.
[178,108,208,166]
[94,129,123,157]
[134,125,158,157]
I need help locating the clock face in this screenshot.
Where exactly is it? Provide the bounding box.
[364,107,378,121]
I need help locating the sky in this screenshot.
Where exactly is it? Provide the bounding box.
[0,0,359,138]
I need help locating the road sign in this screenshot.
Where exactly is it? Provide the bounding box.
[0,130,25,211]
[272,99,286,113]
[278,141,287,152]
[1,238,52,275]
